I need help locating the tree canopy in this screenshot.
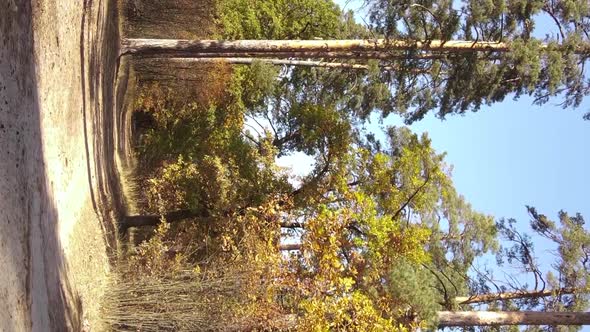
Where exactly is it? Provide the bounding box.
[363,0,590,122]
[114,0,590,330]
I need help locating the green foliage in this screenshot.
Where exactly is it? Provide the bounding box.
[234,60,279,110]
[217,0,342,39]
[270,62,396,125]
[360,0,590,122]
[386,258,441,328]
[299,290,408,332]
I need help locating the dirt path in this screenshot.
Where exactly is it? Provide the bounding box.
[1,0,124,330]
[0,2,42,330]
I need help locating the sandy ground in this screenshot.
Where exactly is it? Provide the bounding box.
[1,0,124,330]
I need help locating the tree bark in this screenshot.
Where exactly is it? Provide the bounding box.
[150,57,398,70]
[120,209,212,229]
[121,39,509,57]
[280,221,305,229]
[122,51,450,60]
[279,244,302,251]
[121,39,590,57]
[122,209,305,229]
[456,287,582,305]
[275,312,590,328]
[437,311,590,326]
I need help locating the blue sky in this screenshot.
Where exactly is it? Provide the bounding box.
[276,0,590,297]
[391,97,590,221]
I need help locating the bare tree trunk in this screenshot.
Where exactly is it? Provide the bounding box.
[275,312,590,328]
[122,210,305,229]
[279,244,302,251]
[437,311,590,326]
[121,39,590,57]
[121,39,508,57]
[123,51,450,60]
[280,221,304,229]
[153,57,398,70]
[121,209,212,229]
[456,287,582,305]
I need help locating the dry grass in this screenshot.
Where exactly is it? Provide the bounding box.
[66,203,111,330]
[117,160,143,215]
[115,62,144,216]
[99,267,275,332]
[133,59,233,106]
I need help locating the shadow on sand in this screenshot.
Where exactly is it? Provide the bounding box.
[82,0,133,259]
[0,1,81,330]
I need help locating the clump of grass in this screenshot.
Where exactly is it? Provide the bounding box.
[99,265,278,331]
[118,165,142,213]
[117,164,151,254]
[100,269,236,331]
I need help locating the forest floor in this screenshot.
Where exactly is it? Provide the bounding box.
[0,0,129,330]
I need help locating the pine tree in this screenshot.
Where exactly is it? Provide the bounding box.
[122,0,590,123]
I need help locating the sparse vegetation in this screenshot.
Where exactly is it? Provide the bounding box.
[100,266,281,331]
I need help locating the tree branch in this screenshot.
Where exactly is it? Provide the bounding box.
[456,287,583,305]
[391,171,431,221]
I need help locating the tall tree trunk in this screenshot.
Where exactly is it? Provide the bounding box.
[276,312,590,328]
[121,39,590,57]
[122,51,449,60]
[150,57,398,70]
[456,287,583,305]
[437,311,590,326]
